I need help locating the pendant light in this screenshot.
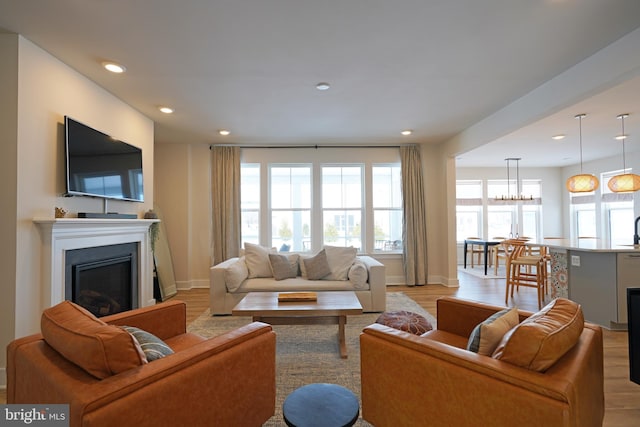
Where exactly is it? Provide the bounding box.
[608,113,640,192]
[566,114,599,192]
[495,157,533,201]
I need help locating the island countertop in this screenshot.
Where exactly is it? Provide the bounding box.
[529,238,640,252]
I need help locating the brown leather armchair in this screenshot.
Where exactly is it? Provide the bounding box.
[360,297,604,427]
[7,300,276,427]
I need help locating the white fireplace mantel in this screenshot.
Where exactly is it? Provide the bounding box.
[34,218,159,309]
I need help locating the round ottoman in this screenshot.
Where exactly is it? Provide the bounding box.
[283,383,359,427]
[375,310,433,335]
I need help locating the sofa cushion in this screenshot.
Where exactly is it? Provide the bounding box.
[324,245,357,280]
[466,307,519,355]
[41,301,146,379]
[348,260,368,289]
[121,326,175,362]
[225,256,249,291]
[303,249,332,280]
[492,298,584,372]
[269,253,299,280]
[245,242,276,278]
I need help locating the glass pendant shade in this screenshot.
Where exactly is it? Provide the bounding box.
[608,173,640,192]
[565,173,599,192]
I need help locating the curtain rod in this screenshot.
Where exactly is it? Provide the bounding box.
[210,144,412,150]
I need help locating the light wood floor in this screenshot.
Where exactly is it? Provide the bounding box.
[3,269,640,426]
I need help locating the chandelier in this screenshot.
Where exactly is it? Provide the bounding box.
[566,114,599,193]
[608,113,640,193]
[495,157,533,201]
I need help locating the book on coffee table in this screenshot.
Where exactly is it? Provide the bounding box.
[278,292,318,302]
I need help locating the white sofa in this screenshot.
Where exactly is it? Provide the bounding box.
[210,255,386,315]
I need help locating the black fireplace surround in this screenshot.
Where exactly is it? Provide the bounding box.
[65,243,139,317]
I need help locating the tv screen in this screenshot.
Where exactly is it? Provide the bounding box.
[64,116,144,202]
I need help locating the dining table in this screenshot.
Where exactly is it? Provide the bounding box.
[463,238,502,275]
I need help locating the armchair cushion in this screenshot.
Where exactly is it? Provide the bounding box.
[40,301,146,379]
[493,298,584,372]
[121,326,174,362]
[466,307,519,355]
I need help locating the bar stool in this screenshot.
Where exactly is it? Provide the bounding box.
[505,241,547,309]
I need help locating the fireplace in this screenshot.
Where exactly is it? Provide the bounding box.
[34,218,157,311]
[65,243,139,317]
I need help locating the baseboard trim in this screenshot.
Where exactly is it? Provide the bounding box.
[176,279,210,290]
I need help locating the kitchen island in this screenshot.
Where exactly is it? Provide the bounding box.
[534,238,640,330]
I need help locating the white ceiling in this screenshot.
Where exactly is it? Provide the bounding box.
[1,0,639,167]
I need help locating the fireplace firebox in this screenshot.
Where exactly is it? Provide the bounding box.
[65,243,139,317]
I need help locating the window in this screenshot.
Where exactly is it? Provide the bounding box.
[602,170,634,246]
[322,166,363,249]
[240,147,402,253]
[487,179,542,240]
[456,181,482,241]
[270,165,311,251]
[240,164,260,245]
[373,165,403,251]
[569,187,596,239]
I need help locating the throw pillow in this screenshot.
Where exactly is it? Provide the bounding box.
[298,254,310,278]
[121,326,174,362]
[244,242,274,278]
[269,253,299,280]
[324,245,357,280]
[41,301,146,379]
[303,249,332,280]
[466,307,520,355]
[225,256,248,292]
[348,260,369,289]
[492,298,584,372]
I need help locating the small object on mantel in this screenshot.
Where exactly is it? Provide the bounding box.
[54,207,66,218]
[144,209,158,219]
[278,292,318,302]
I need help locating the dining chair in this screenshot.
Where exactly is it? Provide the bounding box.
[490,237,507,274]
[466,237,484,268]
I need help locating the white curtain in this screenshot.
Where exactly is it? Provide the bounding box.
[211,146,241,265]
[401,145,428,286]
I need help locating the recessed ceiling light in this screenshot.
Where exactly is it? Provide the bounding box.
[615,134,627,140]
[218,129,230,136]
[159,106,174,114]
[401,130,413,136]
[316,82,330,91]
[102,61,126,73]
[551,134,566,140]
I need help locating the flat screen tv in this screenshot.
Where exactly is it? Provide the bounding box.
[64,116,144,202]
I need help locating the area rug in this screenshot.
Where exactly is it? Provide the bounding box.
[188,292,435,426]
[458,265,506,279]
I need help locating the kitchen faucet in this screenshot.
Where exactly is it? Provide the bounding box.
[635,216,640,245]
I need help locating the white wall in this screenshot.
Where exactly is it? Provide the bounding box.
[154,143,211,290]
[1,35,154,386]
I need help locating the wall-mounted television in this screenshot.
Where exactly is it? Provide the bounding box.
[64,116,144,202]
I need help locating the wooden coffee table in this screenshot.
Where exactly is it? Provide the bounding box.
[232,291,363,358]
